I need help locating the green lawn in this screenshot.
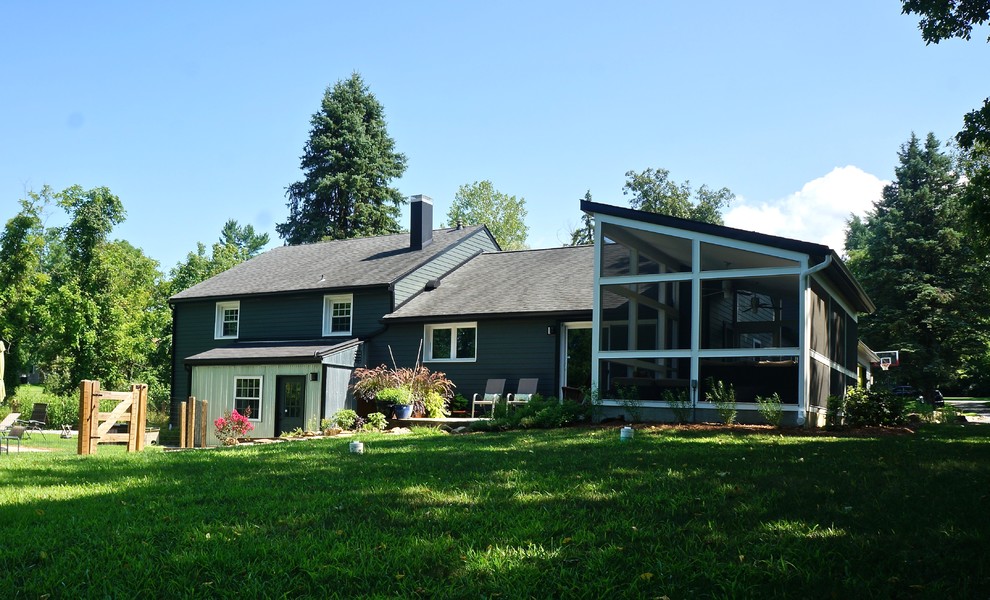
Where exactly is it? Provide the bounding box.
[2,424,989,598]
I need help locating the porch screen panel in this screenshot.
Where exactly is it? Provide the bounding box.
[699,356,799,404]
[700,242,800,271]
[809,281,829,356]
[599,357,690,401]
[601,283,687,351]
[701,275,800,350]
[600,223,691,276]
[809,359,830,408]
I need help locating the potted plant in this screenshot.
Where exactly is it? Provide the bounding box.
[377,387,412,419]
[351,344,456,421]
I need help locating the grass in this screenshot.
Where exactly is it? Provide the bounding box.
[1,424,989,598]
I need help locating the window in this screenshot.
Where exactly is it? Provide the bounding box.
[215,301,240,339]
[425,323,477,362]
[323,294,353,336]
[234,376,262,421]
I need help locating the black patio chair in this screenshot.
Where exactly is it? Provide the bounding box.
[17,403,48,439]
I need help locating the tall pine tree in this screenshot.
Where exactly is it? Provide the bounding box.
[277,73,407,244]
[846,133,988,396]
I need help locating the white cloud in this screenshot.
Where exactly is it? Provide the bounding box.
[723,166,887,255]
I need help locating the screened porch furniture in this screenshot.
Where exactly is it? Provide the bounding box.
[471,379,506,418]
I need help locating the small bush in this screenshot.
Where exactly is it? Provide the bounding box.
[470,395,590,431]
[422,391,450,418]
[844,386,907,427]
[826,394,846,429]
[663,388,691,424]
[364,412,388,431]
[331,409,360,431]
[756,392,783,427]
[617,385,643,422]
[706,379,736,425]
[376,387,411,405]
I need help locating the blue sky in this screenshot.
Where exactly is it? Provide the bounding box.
[1,1,986,270]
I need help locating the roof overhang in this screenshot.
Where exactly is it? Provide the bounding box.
[185,339,361,366]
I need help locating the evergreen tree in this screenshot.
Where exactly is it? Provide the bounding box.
[277,73,407,244]
[569,190,595,246]
[846,133,988,396]
[622,168,733,225]
[447,181,529,250]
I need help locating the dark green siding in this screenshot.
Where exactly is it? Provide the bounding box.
[170,288,391,421]
[370,317,568,401]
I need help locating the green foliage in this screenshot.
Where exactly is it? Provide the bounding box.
[450,394,469,412]
[364,412,388,431]
[826,394,846,429]
[471,395,590,431]
[447,180,529,250]
[616,385,643,423]
[375,387,411,405]
[569,190,596,246]
[844,386,909,427]
[663,388,692,424]
[706,379,737,425]
[623,167,733,224]
[277,72,407,244]
[351,363,455,407]
[331,409,360,431]
[756,392,783,427]
[846,133,987,395]
[422,391,450,419]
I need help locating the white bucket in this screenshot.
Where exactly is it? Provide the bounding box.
[349,441,364,454]
[620,426,634,442]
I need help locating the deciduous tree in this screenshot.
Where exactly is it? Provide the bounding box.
[623,168,733,225]
[447,181,529,250]
[277,73,407,244]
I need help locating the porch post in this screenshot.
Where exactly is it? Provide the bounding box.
[690,238,701,422]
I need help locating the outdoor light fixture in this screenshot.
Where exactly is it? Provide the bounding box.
[310,372,319,382]
[547,326,556,335]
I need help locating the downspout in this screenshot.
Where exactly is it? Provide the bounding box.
[798,254,833,426]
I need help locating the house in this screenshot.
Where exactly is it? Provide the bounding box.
[169,195,874,442]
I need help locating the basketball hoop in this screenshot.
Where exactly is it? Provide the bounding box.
[880,357,891,371]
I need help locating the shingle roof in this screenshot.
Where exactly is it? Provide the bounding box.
[385,245,595,320]
[185,339,360,364]
[170,226,489,301]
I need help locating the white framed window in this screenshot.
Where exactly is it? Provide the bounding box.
[425,322,477,362]
[233,376,262,421]
[215,301,240,339]
[323,294,353,336]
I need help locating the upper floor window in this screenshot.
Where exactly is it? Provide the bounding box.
[215,301,240,339]
[323,294,353,336]
[425,323,477,362]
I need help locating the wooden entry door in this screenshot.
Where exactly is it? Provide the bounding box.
[275,375,306,435]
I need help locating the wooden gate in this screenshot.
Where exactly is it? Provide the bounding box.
[77,380,148,455]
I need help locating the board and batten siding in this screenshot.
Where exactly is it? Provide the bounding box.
[191,363,322,445]
[372,317,562,402]
[392,230,499,307]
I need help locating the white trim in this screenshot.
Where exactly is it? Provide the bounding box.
[600,272,693,286]
[215,301,240,340]
[233,375,263,422]
[424,322,478,362]
[322,294,353,336]
[810,349,857,379]
[559,321,593,396]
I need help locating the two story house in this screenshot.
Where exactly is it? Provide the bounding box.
[170,196,874,442]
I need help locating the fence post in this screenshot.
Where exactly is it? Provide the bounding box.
[78,380,96,455]
[88,380,101,455]
[200,399,208,448]
[136,384,148,451]
[186,396,197,448]
[179,401,188,448]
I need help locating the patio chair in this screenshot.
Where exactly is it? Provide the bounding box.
[2,425,27,453]
[17,403,48,439]
[507,378,539,410]
[471,379,506,418]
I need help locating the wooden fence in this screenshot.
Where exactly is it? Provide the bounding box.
[179,397,208,449]
[77,380,148,455]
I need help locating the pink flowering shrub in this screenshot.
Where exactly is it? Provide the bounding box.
[214,408,254,445]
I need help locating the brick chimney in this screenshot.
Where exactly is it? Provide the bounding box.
[410,194,433,250]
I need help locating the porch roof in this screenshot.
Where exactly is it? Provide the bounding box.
[185,339,361,365]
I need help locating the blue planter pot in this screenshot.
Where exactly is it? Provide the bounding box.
[393,404,413,419]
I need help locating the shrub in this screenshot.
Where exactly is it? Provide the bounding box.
[616,385,643,422]
[450,394,469,412]
[826,394,845,429]
[352,362,455,409]
[214,409,255,445]
[331,409,360,430]
[471,395,590,431]
[663,388,691,424]
[756,392,783,427]
[422,391,450,418]
[364,412,388,431]
[706,379,736,425]
[844,386,908,427]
